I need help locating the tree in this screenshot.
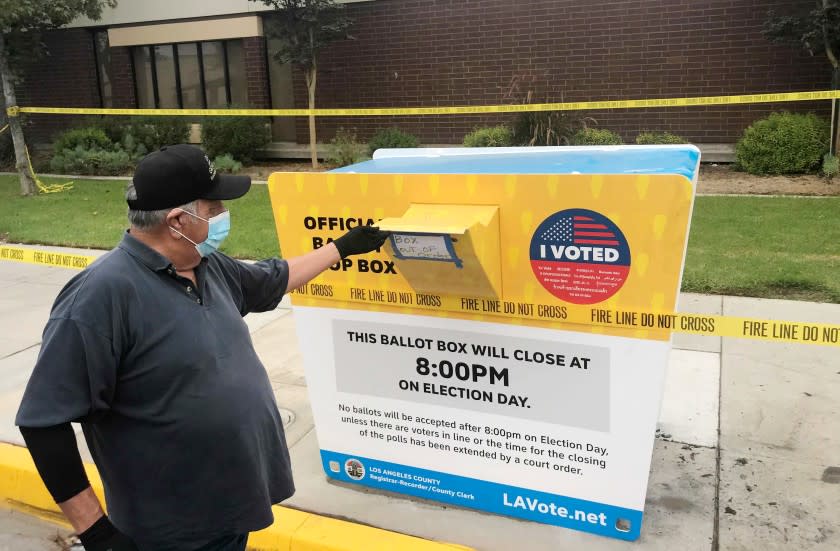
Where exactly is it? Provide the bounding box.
[0,0,115,196]
[252,0,353,168]
[764,1,840,153]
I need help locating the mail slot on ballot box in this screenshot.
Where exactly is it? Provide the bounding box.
[378,203,501,298]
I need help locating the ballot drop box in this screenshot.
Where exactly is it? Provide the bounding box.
[267,145,700,541]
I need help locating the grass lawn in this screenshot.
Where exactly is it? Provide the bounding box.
[683,196,840,302]
[0,175,281,259]
[1,175,838,302]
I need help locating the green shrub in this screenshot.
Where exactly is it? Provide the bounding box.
[368,128,420,156]
[49,146,132,176]
[84,116,190,157]
[635,131,687,145]
[120,116,190,153]
[201,116,271,163]
[137,116,190,148]
[463,125,515,147]
[823,153,839,179]
[327,128,368,167]
[213,154,243,174]
[118,132,149,162]
[49,116,190,175]
[85,116,129,144]
[570,128,623,146]
[50,125,146,175]
[735,112,829,175]
[53,127,113,154]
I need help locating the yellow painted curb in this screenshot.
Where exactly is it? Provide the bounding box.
[0,443,471,551]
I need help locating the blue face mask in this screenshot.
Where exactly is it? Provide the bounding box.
[170,210,231,257]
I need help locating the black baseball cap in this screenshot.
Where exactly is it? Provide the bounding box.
[127,144,251,211]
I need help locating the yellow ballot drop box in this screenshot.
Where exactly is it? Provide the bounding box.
[267,145,700,541]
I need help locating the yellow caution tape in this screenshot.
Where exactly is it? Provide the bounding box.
[0,245,93,270]
[3,245,835,346]
[7,90,840,118]
[0,124,73,194]
[293,283,840,347]
[26,145,73,194]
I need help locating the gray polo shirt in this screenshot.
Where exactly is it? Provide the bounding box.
[16,232,294,550]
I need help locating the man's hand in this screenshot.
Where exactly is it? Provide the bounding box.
[285,225,390,292]
[77,515,139,551]
[334,226,391,258]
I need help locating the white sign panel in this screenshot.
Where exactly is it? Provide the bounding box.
[297,307,670,540]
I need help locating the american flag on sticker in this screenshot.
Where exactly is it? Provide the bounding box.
[530,208,631,304]
[539,215,620,246]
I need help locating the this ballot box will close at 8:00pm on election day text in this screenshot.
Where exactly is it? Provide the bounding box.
[267,145,700,541]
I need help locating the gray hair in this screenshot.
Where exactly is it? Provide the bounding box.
[126,183,197,230]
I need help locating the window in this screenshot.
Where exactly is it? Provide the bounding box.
[131,40,246,109]
[154,45,179,108]
[93,31,113,107]
[132,47,155,108]
[225,41,248,106]
[177,43,203,108]
[201,41,228,108]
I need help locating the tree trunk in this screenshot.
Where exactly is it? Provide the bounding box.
[823,5,839,156]
[0,34,36,196]
[306,66,318,169]
[831,98,838,157]
[831,67,840,156]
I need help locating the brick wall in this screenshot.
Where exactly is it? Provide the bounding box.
[15,0,832,148]
[16,29,100,144]
[293,0,831,145]
[243,37,271,108]
[110,46,136,108]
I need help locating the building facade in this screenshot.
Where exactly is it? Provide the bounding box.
[17,0,830,150]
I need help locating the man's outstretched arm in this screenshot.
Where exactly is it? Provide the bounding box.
[286,226,390,291]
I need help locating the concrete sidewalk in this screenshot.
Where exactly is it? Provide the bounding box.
[0,507,69,550]
[0,245,838,550]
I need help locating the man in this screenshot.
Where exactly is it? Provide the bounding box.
[15,144,389,551]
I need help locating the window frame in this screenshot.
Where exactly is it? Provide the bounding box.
[148,45,160,108]
[222,41,232,106]
[91,29,112,108]
[172,45,184,108]
[196,42,209,108]
[130,39,242,109]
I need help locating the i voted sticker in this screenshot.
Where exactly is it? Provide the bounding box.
[529,209,631,305]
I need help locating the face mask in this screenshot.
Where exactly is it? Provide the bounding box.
[170,210,231,257]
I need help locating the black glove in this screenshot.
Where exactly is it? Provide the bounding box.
[333,226,391,258]
[77,515,139,551]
